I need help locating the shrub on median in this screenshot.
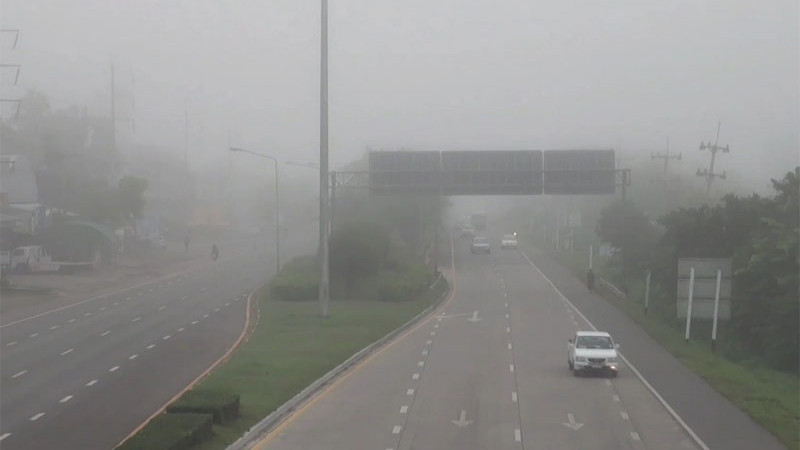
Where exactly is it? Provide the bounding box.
[269,256,319,301]
[117,412,212,450]
[166,389,240,424]
[378,263,432,302]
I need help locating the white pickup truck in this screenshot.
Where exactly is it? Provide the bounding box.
[567,331,620,377]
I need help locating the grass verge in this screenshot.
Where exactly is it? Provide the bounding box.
[190,278,447,450]
[531,239,799,449]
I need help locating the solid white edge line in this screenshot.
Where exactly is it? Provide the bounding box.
[520,250,710,450]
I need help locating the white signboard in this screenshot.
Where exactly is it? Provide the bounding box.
[677,258,732,320]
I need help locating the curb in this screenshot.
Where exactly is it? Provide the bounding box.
[114,288,257,449]
[227,275,452,450]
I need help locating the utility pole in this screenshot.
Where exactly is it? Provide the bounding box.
[184,106,189,166]
[696,122,729,194]
[319,0,331,317]
[651,137,681,184]
[110,62,117,154]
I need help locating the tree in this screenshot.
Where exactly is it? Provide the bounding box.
[115,176,149,223]
[330,221,390,297]
[595,199,657,285]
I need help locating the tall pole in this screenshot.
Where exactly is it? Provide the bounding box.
[110,62,117,154]
[184,107,189,166]
[711,269,722,353]
[319,0,331,317]
[685,267,695,343]
[273,157,281,272]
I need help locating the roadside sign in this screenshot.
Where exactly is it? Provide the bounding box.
[439,150,542,195]
[677,258,732,320]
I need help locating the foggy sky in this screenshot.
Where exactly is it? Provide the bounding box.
[1,0,797,190]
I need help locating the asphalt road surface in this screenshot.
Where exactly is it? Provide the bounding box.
[253,240,720,450]
[0,248,273,450]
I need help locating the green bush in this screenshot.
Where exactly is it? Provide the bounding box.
[166,389,240,424]
[378,264,432,302]
[269,257,319,301]
[117,413,212,450]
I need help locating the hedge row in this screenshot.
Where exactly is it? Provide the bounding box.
[377,263,432,302]
[117,412,212,450]
[270,257,319,301]
[166,389,240,424]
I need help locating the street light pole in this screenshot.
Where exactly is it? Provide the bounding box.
[319,0,331,317]
[230,147,281,272]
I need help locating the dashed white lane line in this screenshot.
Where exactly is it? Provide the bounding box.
[129,354,138,360]
[400,405,409,414]
[203,314,209,318]
[505,313,510,319]
[11,370,27,379]
[60,348,74,356]
[191,321,198,325]
[612,394,620,402]
[99,306,106,311]
[163,335,171,340]
[620,411,630,420]
[29,333,38,338]
[132,317,141,322]
[68,318,76,323]
[506,327,511,333]
[504,302,508,308]
[148,288,153,292]
[101,331,111,337]
[29,413,45,421]
[182,295,189,300]
[514,428,522,442]
[631,432,641,441]
[509,364,515,373]
[51,324,61,329]
[412,373,420,380]
[109,366,120,372]
[417,361,424,367]
[426,340,432,345]
[178,328,184,332]
[86,379,98,386]
[430,331,435,336]
[392,425,402,434]
[422,349,428,356]
[158,306,166,311]
[225,302,231,307]
[214,308,220,312]
[6,341,17,347]
[126,297,132,301]
[59,395,73,403]
[201,287,208,292]
[113,302,119,306]
[434,323,439,329]
[83,313,91,318]
[508,343,512,350]
[512,392,518,402]
[406,388,415,396]
[137,292,143,296]
[146,344,156,350]
[0,433,11,442]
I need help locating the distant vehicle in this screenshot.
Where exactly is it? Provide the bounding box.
[471,236,491,254]
[567,331,619,377]
[9,246,98,273]
[0,250,10,271]
[501,234,518,249]
[470,213,488,231]
[460,224,477,238]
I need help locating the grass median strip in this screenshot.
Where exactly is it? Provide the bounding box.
[533,242,799,449]
[188,279,446,450]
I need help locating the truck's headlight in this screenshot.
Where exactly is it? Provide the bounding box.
[575,356,587,362]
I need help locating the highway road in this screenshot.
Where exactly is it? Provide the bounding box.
[253,239,710,450]
[0,243,286,450]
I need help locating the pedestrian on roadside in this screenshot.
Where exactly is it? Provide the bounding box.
[587,268,595,293]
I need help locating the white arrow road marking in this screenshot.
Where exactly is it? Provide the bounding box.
[562,413,584,431]
[467,311,481,322]
[451,410,473,428]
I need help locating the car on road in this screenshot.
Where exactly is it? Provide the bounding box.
[568,331,619,377]
[471,236,491,254]
[501,234,518,249]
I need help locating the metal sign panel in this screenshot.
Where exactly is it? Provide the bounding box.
[543,150,616,194]
[439,151,542,195]
[369,151,441,194]
[677,258,732,320]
